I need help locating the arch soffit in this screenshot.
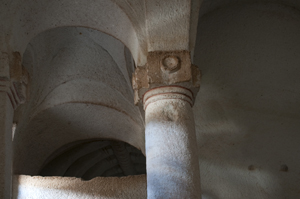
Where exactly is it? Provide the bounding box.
[10,0,147,66]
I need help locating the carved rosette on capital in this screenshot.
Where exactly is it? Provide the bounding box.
[0,52,28,109]
[132,50,201,107]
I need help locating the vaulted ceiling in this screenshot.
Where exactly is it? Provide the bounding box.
[5,0,300,198]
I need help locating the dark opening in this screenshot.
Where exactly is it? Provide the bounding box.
[39,140,146,180]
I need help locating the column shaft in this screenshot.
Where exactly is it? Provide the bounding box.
[0,92,14,199]
[145,88,201,199]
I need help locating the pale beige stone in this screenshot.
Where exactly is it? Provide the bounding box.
[13,175,146,199]
[0,1,299,199]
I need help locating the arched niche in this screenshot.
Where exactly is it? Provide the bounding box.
[13,27,145,175]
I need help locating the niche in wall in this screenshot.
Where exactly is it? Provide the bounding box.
[39,139,146,180]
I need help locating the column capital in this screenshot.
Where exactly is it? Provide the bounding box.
[0,52,28,109]
[132,50,201,106]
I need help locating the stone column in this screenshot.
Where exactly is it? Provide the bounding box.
[133,51,201,199]
[0,52,27,199]
[0,92,14,199]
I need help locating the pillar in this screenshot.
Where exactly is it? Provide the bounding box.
[145,86,201,198]
[0,52,27,198]
[132,51,201,199]
[0,92,14,199]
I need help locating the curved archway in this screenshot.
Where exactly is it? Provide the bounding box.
[39,139,146,180]
[13,27,145,175]
[8,0,147,66]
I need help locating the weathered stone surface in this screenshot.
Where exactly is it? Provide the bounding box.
[132,51,201,105]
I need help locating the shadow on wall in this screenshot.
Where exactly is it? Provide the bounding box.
[193,2,300,199]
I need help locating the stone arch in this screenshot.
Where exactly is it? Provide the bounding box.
[7,0,147,66]
[13,26,145,175]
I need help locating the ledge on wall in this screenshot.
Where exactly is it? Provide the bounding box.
[13,174,146,199]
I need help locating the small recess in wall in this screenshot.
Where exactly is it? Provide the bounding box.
[280,164,288,172]
[248,165,255,171]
